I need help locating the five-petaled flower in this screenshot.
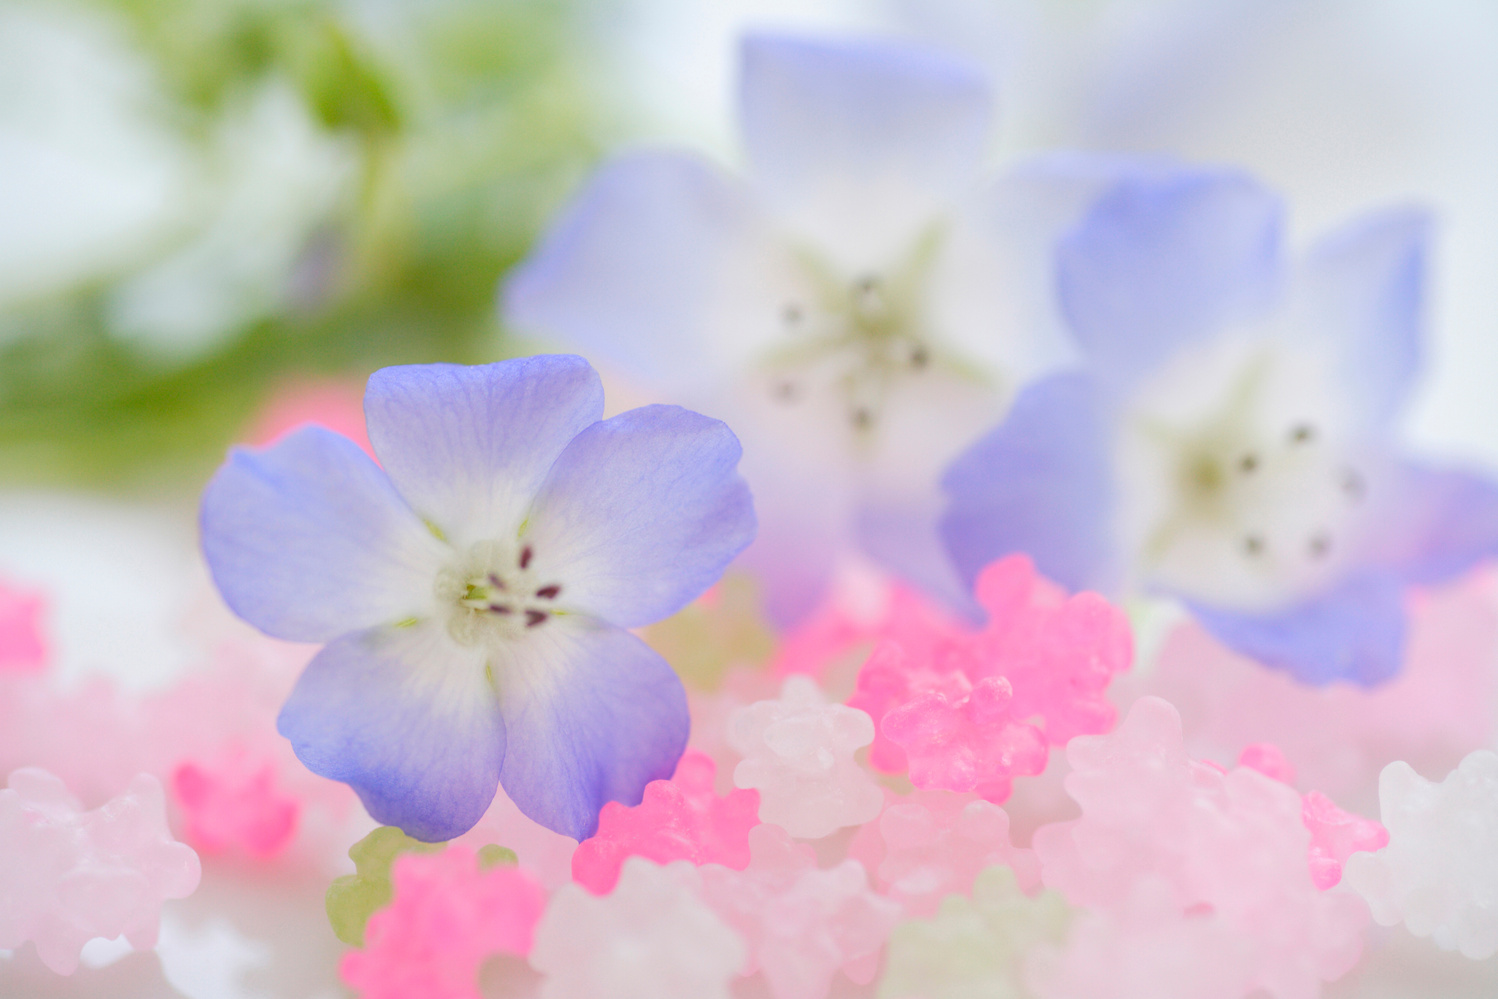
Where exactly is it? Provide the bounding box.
[941,164,1498,685]
[505,33,1096,623]
[200,355,755,841]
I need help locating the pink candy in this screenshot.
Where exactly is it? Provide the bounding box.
[698,824,900,999]
[340,845,547,999]
[0,581,47,674]
[848,556,1131,798]
[171,749,300,859]
[1301,791,1389,891]
[572,751,759,894]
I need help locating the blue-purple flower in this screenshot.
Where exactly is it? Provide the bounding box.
[504,33,1100,623]
[200,355,755,841]
[941,165,1498,685]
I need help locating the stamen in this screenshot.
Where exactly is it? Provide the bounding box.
[525,609,547,628]
[535,584,561,600]
[851,407,873,430]
[519,546,533,570]
[488,604,512,615]
[1341,469,1366,503]
[781,303,802,326]
[1308,533,1332,559]
[487,573,506,590]
[1290,423,1316,445]
[1243,534,1265,556]
[1238,453,1259,474]
[772,380,799,402]
[910,346,929,370]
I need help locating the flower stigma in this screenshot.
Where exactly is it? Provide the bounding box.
[435,540,564,646]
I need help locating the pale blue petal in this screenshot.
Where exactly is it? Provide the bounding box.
[364,356,604,546]
[276,623,504,842]
[503,153,762,389]
[1366,461,1498,585]
[740,33,992,208]
[1187,571,1407,687]
[523,404,755,628]
[1298,207,1430,428]
[492,619,688,841]
[200,427,447,643]
[940,373,1116,594]
[1057,168,1283,395]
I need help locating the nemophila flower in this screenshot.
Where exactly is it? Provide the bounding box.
[505,33,1099,623]
[941,165,1498,685]
[200,355,755,841]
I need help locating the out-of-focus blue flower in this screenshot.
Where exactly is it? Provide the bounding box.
[941,165,1498,686]
[505,33,1098,624]
[199,355,755,841]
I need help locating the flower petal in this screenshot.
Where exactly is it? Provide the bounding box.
[503,152,778,391]
[1296,207,1430,428]
[493,619,689,841]
[276,622,504,842]
[1187,571,1407,687]
[524,404,756,627]
[1366,462,1498,585]
[200,427,447,642]
[940,373,1116,594]
[1057,167,1283,396]
[363,356,604,545]
[740,33,992,217]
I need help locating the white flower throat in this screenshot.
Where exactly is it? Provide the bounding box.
[435,540,563,646]
[760,225,945,436]
[1118,341,1373,610]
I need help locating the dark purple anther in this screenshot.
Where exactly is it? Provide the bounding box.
[488,604,512,615]
[536,584,561,600]
[488,573,506,590]
[525,609,547,628]
[519,546,533,569]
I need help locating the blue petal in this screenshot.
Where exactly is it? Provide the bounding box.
[1057,168,1283,395]
[276,623,504,842]
[739,33,992,207]
[1298,207,1430,428]
[200,427,447,642]
[1367,461,1498,585]
[1187,571,1408,687]
[493,619,689,841]
[364,356,604,546]
[503,153,762,390]
[524,404,756,628]
[940,373,1116,594]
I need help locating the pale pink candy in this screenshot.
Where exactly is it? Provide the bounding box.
[247,377,373,458]
[728,676,883,840]
[1301,791,1388,891]
[698,824,900,999]
[0,768,201,975]
[881,672,1048,802]
[340,845,547,999]
[571,751,759,894]
[1033,697,1369,999]
[1126,569,1498,808]
[171,747,300,859]
[847,789,1040,917]
[0,581,47,673]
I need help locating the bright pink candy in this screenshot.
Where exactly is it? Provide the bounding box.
[848,789,1040,917]
[340,846,547,999]
[1301,791,1389,890]
[0,581,47,674]
[1034,697,1369,999]
[699,824,900,999]
[572,751,759,894]
[171,749,300,859]
[848,556,1131,790]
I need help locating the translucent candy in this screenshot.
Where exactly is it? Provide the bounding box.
[1343,750,1498,958]
[572,750,759,894]
[728,676,883,839]
[848,790,1041,917]
[1032,697,1368,998]
[849,556,1131,786]
[339,844,545,999]
[0,580,47,673]
[879,865,1068,999]
[326,826,443,947]
[171,748,300,859]
[1301,791,1387,891]
[0,768,201,975]
[530,857,745,999]
[698,823,900,999]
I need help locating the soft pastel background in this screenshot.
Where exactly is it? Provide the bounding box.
[3,1,1497,997]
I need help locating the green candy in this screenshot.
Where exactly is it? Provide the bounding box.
[879,866,1070,999]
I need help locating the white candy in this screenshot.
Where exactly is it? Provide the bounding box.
[1344,750,1498,959]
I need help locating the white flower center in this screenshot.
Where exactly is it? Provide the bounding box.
[1116,337,1374,610]
[434,540,563,646]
